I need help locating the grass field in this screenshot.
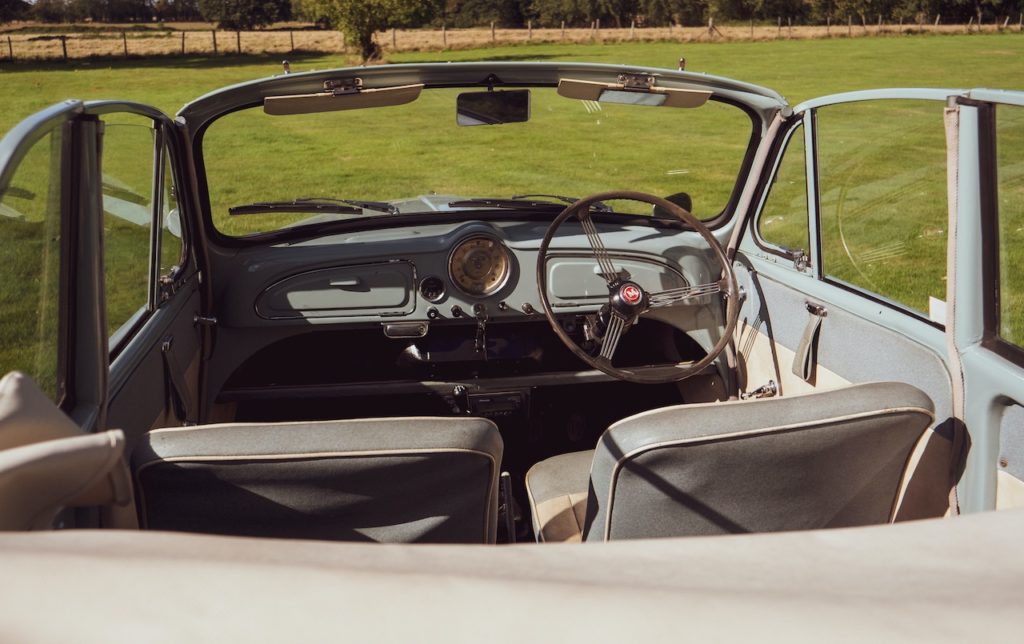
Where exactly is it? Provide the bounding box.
[1,33,1023,385]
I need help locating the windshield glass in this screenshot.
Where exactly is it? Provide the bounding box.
[201,87,754,237]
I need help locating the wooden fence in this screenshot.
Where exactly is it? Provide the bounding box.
[1,18,1022,63]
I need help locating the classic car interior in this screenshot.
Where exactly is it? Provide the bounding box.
[3,62,1021,556]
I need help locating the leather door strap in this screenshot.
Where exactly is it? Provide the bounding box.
[161,336,195,426]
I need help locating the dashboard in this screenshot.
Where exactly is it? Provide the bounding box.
[222,219,722,332]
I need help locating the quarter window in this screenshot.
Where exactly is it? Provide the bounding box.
[159,147,183,278]
[758,123,809,258]
[997,104,1024,346]
[102,116,155,342]
[0,129,64,399]
[815,100,948,319]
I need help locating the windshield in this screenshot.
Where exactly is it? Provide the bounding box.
[201,86,755,237]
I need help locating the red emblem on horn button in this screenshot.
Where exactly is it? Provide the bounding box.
[620,284,642,305]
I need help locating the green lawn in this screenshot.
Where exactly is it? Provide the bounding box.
[1,33,1023,387]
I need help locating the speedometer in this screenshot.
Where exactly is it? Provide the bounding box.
[448,236,511,297]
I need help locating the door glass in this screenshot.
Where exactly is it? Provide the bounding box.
[815,100,947,318]
[160,147,183,278]
[102,115,155,340]
[0,129,64,399]
[758,123,809,257]
[997,104,1024,345]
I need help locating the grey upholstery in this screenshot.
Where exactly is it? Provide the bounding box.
[527,382,935,542]
[133,417,503,544]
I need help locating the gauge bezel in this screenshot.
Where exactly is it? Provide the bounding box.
[418,275,447,303]
[447,234,513,298]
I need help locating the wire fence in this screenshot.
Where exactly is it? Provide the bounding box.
[1,18,1022,63]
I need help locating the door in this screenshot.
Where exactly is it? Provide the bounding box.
[734,89,967,519]
[0,101,203,527]
[944,90,1024,512]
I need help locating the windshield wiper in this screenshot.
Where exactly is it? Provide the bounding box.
[451,195,613,213]
[228,197,398,217]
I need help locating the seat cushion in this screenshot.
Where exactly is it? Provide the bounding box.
[525,450,592,543]
[133,417,503,544]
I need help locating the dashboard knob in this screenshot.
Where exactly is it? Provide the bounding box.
[451,305,464,318]
[521,303,535,315]
[427,307,441,320]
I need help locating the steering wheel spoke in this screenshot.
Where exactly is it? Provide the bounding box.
[647,279,724,309]
[577,210,618,286]
[598,312,629,362]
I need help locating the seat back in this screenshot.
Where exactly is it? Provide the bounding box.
[133,417,503,544]
[584,382,935,541]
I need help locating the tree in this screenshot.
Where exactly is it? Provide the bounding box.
[302,0,440,60]
[0,0,29,24]
[198,0,291,29]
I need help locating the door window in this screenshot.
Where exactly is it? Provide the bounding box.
[0,129,65,399]
[997,104,1024,346]
[814,100,948,320]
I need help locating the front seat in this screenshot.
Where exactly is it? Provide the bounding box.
[133,417,503,544]
[526,382,935,542]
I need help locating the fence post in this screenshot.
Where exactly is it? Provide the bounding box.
[877,14,882,31]
[442,23,447,48]
[236,31,241,54]
[848,15,852,36]
[212,30,217,54]
[750,19,753,38]
[1003,16,1010,30]
[935,14,941,26]
[777,16,782,37]
[290,30,295,52]
[629,20,635,39]
[561,20,565,39]
[491,21,495,43]
[60,35,67,62]
[528,19,532,40]
[826,16,831,36]
[122,31,128,57]
[596,18,600,38]
[967,16,974,33]
[6,36,12,62]
[788,16,792,37]
[180,31,185,55]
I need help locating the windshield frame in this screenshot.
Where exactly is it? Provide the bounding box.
[186,63,778,247]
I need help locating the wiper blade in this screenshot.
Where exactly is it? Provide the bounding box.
[298,197,399,214]
[448,198,569,211]
[228,197,399,217]
[507,194,610,211]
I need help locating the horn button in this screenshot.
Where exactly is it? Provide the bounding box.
[610,282,647,317]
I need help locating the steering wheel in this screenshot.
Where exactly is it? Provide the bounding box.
[536,190,740,384]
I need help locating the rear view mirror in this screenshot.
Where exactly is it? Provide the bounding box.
[456,90,530,126]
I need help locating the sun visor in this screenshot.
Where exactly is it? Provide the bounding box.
[557,78,711,108]
[264,83,423,116]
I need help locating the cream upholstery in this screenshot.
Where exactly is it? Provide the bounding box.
[0,372,134,530]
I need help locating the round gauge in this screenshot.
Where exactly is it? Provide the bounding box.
[448,236,512,297]
[419,276,446,302]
